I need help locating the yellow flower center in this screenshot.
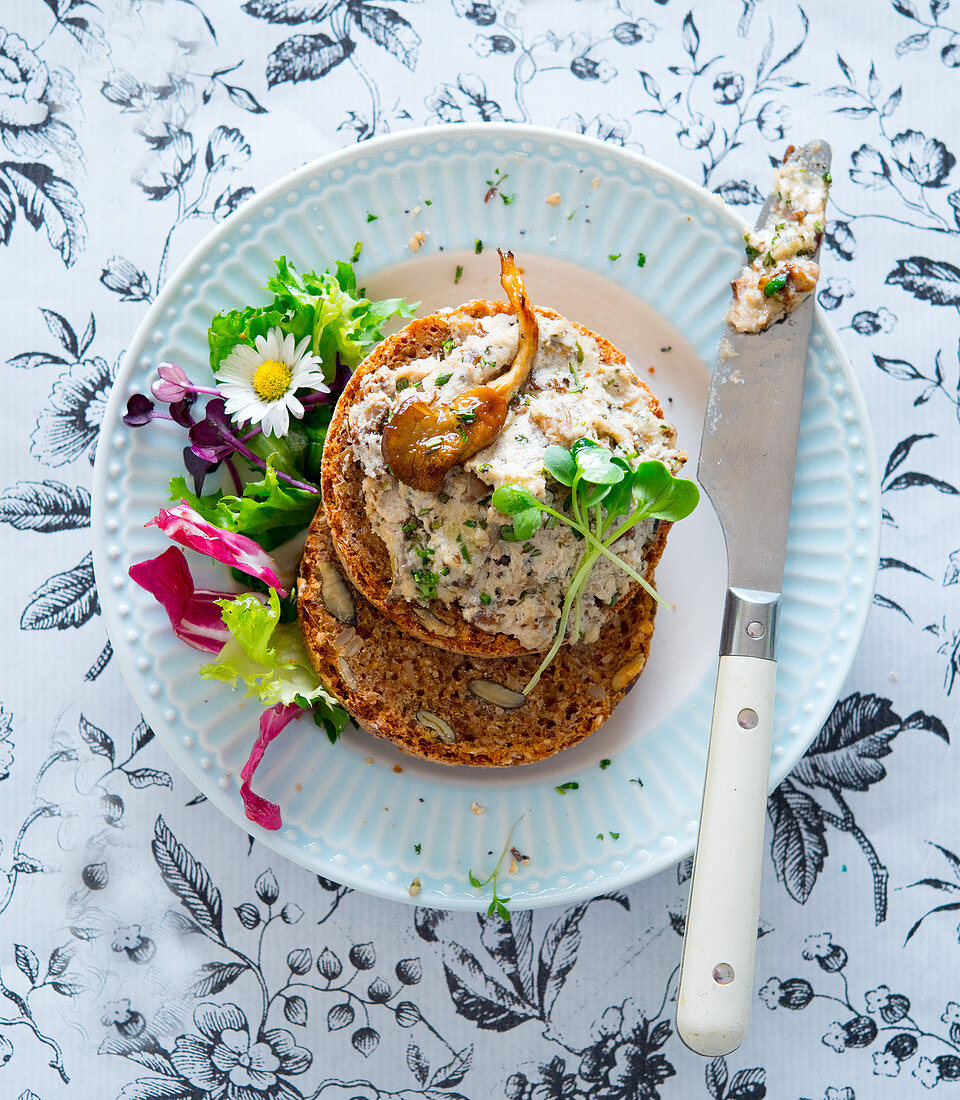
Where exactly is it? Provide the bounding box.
[252,359,291,402]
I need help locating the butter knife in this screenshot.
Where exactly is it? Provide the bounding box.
[677,140,832,1057]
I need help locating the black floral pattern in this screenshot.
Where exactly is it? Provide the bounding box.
[2,1,960,1098]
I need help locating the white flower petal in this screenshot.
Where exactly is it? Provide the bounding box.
[287,395,304,419]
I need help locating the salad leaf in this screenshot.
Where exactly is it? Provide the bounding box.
[170,460,319,552]
[209,257,415,378]
[199,591,345,711]
[128,547,238,653]
[240,702,304,831]
[147,501,287,594]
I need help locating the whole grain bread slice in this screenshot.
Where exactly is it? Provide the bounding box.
[298,510,667,766]
[321,299,673,657]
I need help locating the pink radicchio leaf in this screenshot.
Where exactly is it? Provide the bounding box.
[146,500,287,595]
[128,547,235,653]
[240,703,304,830]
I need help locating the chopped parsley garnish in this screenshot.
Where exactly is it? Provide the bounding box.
[396,378,411,392]
[478,463,492,473]
[437,491,450,504]
[413,569,440,600]
[456,410,477,425]
[599,759,611,769]
[463,519,477,527]
[763,275,787,297]
[435,372,452,385]
[414,842,421,854]
[440,565,450,576]
[413,544,434,563]
[597,833,604,840]
[474,239,483,254]
[514,433,528,442]
[608,253,621,261]
[822,171,832,183]
[629,776,644,787]
[424,199,432,206]
[745,245,759,260]
[609,831,620,839]
[366,212,377,222]
[555,781,579,794]
[568,362,585,393]
[567,208,577,220]
[480,592,492,605]
[402,519,418,536]
[457,535,472,564]
[442,338,456,354]
[351,241,362,263]
[576,341,584,366]
[637,252,646,268]
[502,193,516,205]
[454,264,463,284]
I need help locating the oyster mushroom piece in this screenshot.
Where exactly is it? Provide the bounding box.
[381,249,539,491]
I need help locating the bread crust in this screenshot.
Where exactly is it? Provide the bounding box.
[298,510,669,766]
[321,300,670,657]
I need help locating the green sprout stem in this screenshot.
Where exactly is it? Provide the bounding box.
[469,816,523,920]
[536,502,666,607]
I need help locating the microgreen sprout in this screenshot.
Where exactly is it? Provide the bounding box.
[492,443,699,694]
[468,817,523,921]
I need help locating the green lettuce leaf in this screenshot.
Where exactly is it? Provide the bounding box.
[169,460,319,552]
[209,256,415,378]
[199,591,344,713]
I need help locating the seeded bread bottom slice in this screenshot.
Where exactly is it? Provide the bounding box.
[320,299,672,658]
[297,510,668,767]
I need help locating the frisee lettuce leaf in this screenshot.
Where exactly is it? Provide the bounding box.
[199,592,346,724]
[169,460,319,552]
[208,256,415,378]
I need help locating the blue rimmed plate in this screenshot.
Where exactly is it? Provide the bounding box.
[92,123,879,911]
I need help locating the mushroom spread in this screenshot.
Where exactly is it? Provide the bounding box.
[345,272,684,651]
[726,144,831,334]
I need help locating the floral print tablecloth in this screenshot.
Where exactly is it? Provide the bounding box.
[3,1,960,1097]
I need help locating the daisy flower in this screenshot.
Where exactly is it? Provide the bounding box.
[217,327,327,437]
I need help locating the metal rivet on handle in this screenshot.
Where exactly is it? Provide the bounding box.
[746,621,764,639]
[713,962,735,985]
[737,708,758,730]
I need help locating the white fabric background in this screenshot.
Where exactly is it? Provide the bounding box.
[2,1,959,1097]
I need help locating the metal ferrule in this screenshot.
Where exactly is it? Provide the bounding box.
[719,587,780,661]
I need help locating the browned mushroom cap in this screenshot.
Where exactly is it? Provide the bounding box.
[380,250,539,492]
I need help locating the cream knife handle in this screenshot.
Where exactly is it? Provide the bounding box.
[677,585,779,1056]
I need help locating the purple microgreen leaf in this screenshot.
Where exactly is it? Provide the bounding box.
[122,393,157,426]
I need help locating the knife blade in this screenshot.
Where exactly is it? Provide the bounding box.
[677,140,832,1057]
